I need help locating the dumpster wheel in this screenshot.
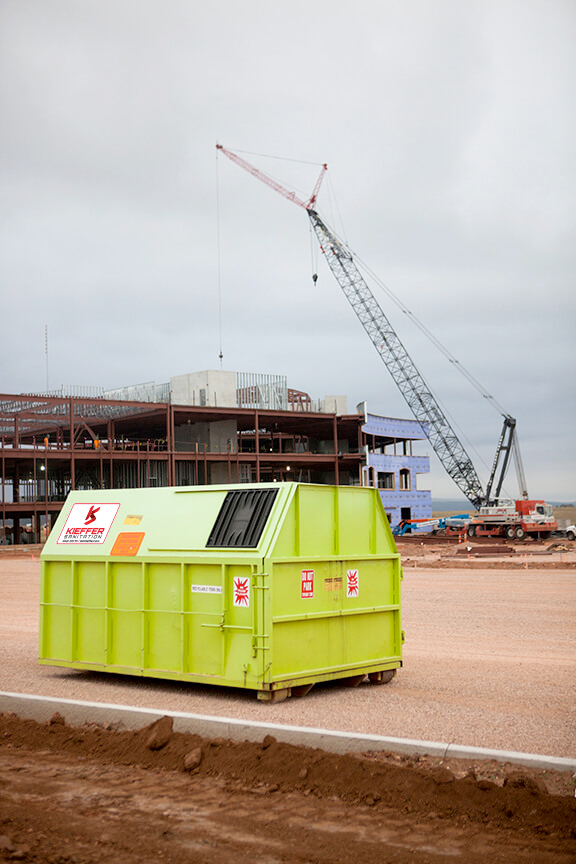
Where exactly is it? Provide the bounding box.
[368,670,395,685]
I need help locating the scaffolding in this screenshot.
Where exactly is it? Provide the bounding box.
[103,382,170,403]
[236,372,289,410]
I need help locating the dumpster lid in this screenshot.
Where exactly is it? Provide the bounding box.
[206,488,278,548]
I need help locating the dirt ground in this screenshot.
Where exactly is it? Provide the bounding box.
[1,541,575,862]
[1,711,575,864]
[397,531,576,570]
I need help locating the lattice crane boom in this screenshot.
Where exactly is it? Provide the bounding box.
[306,210,485,507]
[216,144,327,210]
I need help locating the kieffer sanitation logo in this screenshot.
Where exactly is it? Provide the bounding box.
[85,505,99,525]
[233,577,250,607]
[57,503,120,544]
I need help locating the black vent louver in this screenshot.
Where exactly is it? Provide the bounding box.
[206,489,279,548]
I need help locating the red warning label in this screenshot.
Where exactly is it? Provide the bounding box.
[301,569,314,598]
[346,569,359,598]
[233,576,250,607]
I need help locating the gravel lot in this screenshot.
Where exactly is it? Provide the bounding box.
[1,557,575,758]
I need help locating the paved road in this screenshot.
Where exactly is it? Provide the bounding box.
[1,560,575,757]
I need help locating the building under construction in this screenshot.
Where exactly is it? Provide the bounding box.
[0,370,432,545]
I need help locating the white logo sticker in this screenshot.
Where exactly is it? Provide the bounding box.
[57,503,120,544]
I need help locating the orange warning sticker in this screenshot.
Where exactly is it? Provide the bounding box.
[110,532,145,557]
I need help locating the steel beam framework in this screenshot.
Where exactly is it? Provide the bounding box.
[0,394,370,545]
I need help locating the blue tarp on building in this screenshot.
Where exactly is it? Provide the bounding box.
[362,412,432,527]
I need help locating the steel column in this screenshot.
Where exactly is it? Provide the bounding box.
[333,414,339,485]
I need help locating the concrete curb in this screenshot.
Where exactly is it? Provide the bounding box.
[2,691,575,774]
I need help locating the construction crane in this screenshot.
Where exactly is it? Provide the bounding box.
[215,145,531,512]
[484,415,528,504]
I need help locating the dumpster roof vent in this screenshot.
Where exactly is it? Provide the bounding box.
[206,488,279,548]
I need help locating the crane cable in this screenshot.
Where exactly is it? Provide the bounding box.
[222,148,324,288]
[352,246,507,416]
[326,173,348,246]
[310,223,319,284]
[313,177,506,417]
[227,147,325,167]
[314,208,508,413]
[215,149,224,366]
[353,248,499,478]
[351,248,514,488]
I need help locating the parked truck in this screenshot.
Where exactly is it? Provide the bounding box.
[466,499,557,540]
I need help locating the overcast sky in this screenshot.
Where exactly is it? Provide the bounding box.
[1,0,575,502]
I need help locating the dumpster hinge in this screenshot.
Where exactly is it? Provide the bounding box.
[252,572,269,590]
[251,635,270,657]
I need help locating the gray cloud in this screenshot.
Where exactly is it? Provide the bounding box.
[1,0,574,500]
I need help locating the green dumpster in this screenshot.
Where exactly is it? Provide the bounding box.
[39,483,403,700]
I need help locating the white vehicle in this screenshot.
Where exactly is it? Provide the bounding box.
[467,498,557,540]
[566,524,576,541]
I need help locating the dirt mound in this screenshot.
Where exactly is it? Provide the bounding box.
[1,712,575,863]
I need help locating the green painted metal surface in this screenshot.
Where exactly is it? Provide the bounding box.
[39,483,403,696]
